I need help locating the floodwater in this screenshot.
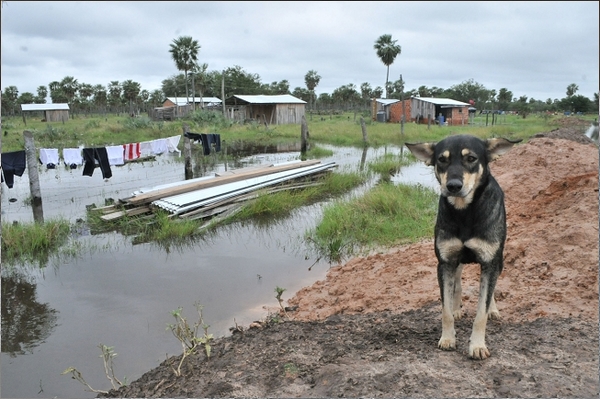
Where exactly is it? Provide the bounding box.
[1,143,437,399]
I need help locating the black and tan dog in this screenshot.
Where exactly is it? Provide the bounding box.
[405,134,521,359]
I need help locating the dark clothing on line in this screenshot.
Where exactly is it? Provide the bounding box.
[199,133,221,155]
[82,147,112,179]
[1,150,26,188]
[184,132,203,142]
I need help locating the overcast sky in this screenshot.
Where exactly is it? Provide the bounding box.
[1,1,598,102]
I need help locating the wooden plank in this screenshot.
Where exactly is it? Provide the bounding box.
[121,159,322,206]
[100,205,151,221]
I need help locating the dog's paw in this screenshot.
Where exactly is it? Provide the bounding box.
[469,344,491,360]
[488,310,501,320]
[453,309,463,320]
[438,337,456,351]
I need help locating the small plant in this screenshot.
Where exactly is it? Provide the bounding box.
[167,302,213,376]
[61,344,126,394]
[274,286,288,317]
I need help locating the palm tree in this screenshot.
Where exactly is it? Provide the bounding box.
[373,34,401,98]
[304,70,321,111]
[122,80,141,115]
[169,36,201,104]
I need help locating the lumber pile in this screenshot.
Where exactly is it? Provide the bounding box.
[89,160,336,222]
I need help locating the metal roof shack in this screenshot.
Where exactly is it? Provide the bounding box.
[21,103,70,123]
[163,97,222,107]
[224,95,306,125]
[371,98,401,122]
[389,97,471,126]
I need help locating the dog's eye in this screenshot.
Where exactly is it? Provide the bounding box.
[466,155,477,163]
[437,155,448,164]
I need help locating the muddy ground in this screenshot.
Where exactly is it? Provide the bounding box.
[101,121,599,398]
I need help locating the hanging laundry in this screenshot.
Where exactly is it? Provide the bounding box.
[123,142,141,161]
[140,141,153,158]
[63,148,83,169]
[199,133,222,155]
[39,148,59,169]
[82,147,112,179]
[1,150,26,188]
[150,138,168,155]
[106,145,125,166]
[166,135,182,155]
[184,132,202,142]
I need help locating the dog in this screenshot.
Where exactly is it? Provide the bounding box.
[405,134,521,359]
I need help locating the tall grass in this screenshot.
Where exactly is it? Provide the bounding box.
[306,182,438,264]
[2,219,72,266]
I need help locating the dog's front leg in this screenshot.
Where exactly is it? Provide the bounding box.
[452,263,464,319]
[469,270,497,360]
[438,262,457,350]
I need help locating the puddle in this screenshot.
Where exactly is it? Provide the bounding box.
[1,144,437,398]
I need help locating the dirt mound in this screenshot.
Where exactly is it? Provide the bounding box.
[101,131,599,398]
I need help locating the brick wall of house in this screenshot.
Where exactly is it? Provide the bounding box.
[389,100,411,123]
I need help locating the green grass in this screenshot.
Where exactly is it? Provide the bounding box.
[306,181,438,264]
[3,109,595,264]
[3,109,595,153]
[1,219,72,266]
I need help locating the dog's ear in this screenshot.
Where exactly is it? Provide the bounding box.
[485,138,522,161]
[405,142,436,166]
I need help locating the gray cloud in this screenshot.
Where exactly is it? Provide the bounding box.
[1,1,598,101]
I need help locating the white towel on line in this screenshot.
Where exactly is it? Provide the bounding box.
[106,145,125,166]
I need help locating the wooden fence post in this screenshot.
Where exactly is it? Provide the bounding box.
[360,117,368,144]
[301,115,309,154]
[23,130,44,223]
[182,124,193,180]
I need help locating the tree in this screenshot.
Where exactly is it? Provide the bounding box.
[304,70,321,110]
[122,80,141,115]
[107,81,123,109]
[35,86,48,103]
[566,83,579,97]
[373,34,401,98]
[497,88,513,111]
[169,36,200,103]
[60,76,79,105]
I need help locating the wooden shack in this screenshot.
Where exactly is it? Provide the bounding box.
[224,94,306,125]
[21,103,70,123]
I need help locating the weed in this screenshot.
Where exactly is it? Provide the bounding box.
[274,286,288,317]
[61,344,127,394]
[167,302,214,376]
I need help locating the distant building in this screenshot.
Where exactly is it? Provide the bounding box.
[224,94,306,125]
[387,97,471,125]
[150,97,222,121]
[21,103,70,123]
[371,98,400,122]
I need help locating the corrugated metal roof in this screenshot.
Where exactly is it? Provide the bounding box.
[166,97,222,106]
[152,161,335,215]
[375,99,400,105]
[414,97,470,106]
[21,103,70,111]
[229,94,306,104]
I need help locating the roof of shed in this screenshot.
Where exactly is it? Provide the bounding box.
[226,94,306,105]
[375,98,400,105]
[165,97,222,106]
[414,97,470,106]
[21,103,70,111]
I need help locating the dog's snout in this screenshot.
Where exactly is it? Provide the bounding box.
[446,179,463,193]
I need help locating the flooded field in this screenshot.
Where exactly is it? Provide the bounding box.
[1,144,436,398]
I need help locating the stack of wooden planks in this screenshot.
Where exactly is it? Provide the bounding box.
[90,160,336,222]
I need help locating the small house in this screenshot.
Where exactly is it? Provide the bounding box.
[389,97,471,126]
[151,96,222,120]
[371,98,400,122]
[224,94,306,125]
[21,103,70,123]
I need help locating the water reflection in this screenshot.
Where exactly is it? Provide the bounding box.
[1,270,59,357]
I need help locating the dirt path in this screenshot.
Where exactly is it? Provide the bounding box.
[101,126,599,398]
